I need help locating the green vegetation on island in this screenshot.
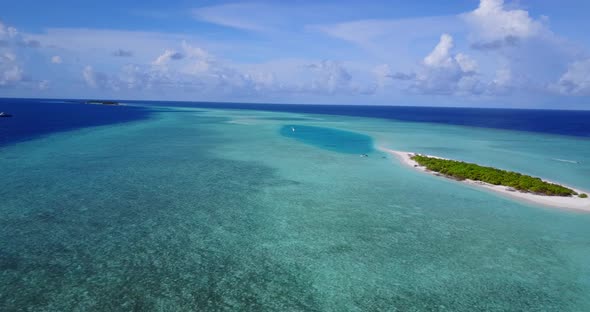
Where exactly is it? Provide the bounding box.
[410,154,577,197]
[580,193,588,198]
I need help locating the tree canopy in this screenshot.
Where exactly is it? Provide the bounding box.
[411,155,577,197]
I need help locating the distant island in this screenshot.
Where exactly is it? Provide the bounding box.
[378,147,590,212]
[85,100,120,106]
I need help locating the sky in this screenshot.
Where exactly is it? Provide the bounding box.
[1,0,590,109]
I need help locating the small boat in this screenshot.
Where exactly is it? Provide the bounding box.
[0,112,12,118]
[291,127,296,132]
[552,158,579,164]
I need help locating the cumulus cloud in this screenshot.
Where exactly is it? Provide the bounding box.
[470,35,519,50]
[310,0,577,100]
[459,0,580,96]
[0,52,24,87]
[391,34,483,95]
[463,0,546,50]
[81,40,375,98]
[0,22,25,87]
[51,55,62,64]
[153,49,185,65]
[83,66,110,89]
[423,34,456,68]
[400,33,530,96]
[372,64,395,89]
[83,43,257,95]
[245,59,376,96]
[0,21,18,40]
[1,21,43,49]
[455,53,478,74]
[311,15,463,60]
[422,34,478,76]
[551,59,590,96]
[303,60,353,94]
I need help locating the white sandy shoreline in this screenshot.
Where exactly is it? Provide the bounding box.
[377,146,590,213]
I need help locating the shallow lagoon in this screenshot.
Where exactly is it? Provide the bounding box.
[1,105,590,311]
[280,125,374,154]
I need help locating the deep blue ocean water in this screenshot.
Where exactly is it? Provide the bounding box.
[1,98,589,147]
[0,98,151,147]
[134,100,590,137]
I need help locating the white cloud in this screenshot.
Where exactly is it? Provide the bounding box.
[424,34,456,68]
[463,0,546,48]
[486,67,514,94]
[81,40,375,98]
[372,64,394,89]
[460,0,583,96]
[152,50,184,65]
[313,16,461,46]
[455,53,478,74]
[0,21,18,40]
[0,20,62,90]
[0,55,24,87]
[192,3,270,32]
[83,43,257,95]
[1,21,43,49]
[83,66,110,89]
[311,15,463,62]
[191,2,327,34]
[2,1,587,104]
[299,60,374,95]
[1,51,16,62]
[26,27,198,66]
[153,49,185,66]
[0,22,25,87]
[311,0,575,100]
[391,34,483,96]
[552,59,590,96]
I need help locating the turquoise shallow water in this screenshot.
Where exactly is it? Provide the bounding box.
[280,125,374,154]
[1,105,590,311]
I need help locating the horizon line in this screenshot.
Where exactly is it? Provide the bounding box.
[2,96,589,112]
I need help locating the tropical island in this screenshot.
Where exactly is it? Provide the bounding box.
[378,147,590,212]
[85,100,120,106]
[410,154,583,197]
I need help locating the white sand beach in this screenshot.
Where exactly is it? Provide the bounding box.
[378,147,590,212]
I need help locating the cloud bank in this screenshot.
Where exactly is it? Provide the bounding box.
[1,0,590,107]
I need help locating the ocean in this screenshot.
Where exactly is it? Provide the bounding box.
[1,98,590,311]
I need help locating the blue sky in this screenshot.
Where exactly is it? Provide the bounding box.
[1,0,590,108]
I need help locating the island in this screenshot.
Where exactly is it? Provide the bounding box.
[378,147,590,212]
[410,154,578,196]
[85,100,120,106]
